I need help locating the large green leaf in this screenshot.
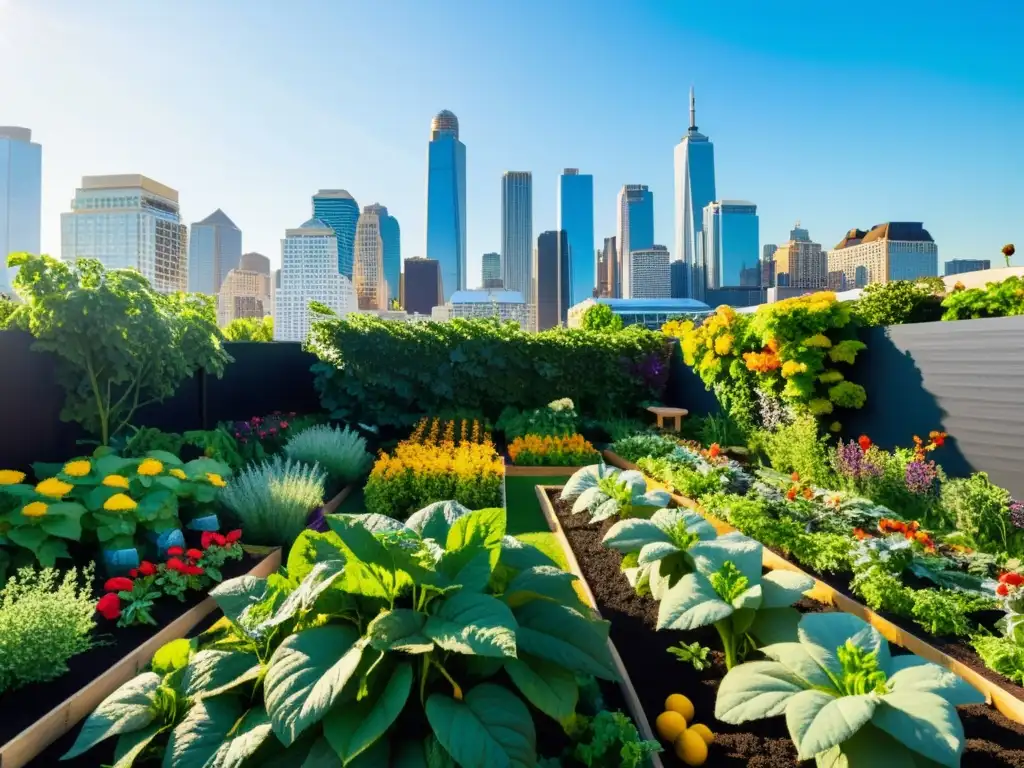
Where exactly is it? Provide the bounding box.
[423,591,518,658]
[425,684,536,768]
[885,657,985,706]
[184,649,262,699]
[798,613,889,681]
[872,692,966,768]
[602,518,671,551]
[444,507,506,572]
[815,724,921,768]
[288,530,347,583]
[784,689,876,761]
[63,672,161,759]
[443,549,492,593]
[636,541,681,565]
[323,662,413,764]
[327,514,395,564]
[209,575,269,625]
[39,501,87,539]
[560,465,605,502]
[112,722,165,768]
[206,706,273,768]
[162,696,244,768]
[252,561,345,635]
[367,609,435,654]
[504,654,578,721]
[760,569,814,609]
[264,625,366,745]
[758,642,835,691]
[301,737,344,767]
[152,638,193,676]
[688,535,762,584]
[749,607,803,647]
[503,565,586,611]
[571,486,606,516]
[657,572,733,631]
[405,500,473,541]
[498,536,557,572]
[715,661,806,724]
[512,601,617,680]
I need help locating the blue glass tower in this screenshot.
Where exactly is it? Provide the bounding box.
[617,184,655,297]
[673,88,716,302]
[313,190,360,279]
[426,110,467,301]
[557,169,595,308]
[702,201,759,289]
[377,207,401,305]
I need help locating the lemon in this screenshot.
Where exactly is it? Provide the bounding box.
[674,728,708,766]
[689,723,714,745]
[655,710,687,742]
[664,693,695,723]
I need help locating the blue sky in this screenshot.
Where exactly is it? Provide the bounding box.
[2,0,1021,287]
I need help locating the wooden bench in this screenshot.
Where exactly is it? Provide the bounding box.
[647,406,688,432]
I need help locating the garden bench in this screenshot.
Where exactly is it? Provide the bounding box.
[646,406,688,432]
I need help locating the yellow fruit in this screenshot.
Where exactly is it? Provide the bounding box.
[664,693,695,723]
[655,710,687,742]
[674,728,709,765]
[689,723,714,745]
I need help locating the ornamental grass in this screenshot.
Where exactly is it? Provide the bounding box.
[508,433,600,467]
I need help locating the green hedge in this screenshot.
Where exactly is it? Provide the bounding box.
[306,315,671,427]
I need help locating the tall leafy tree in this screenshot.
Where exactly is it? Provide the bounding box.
[222,315,273,342]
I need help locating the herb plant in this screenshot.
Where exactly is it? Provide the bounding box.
[561,465,670,523]
[220,456,326,546]
[667,641,712,671]
[497,397,580,441]
[611,433,678,464]
[283,423,373,484]
[565,710,661,767]
[940,472,1020,555]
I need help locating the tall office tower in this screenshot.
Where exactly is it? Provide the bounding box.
[217,268,272,327]
[827,223,937,288]
[404,256,442,315]
[673,87,717,302]
[501,171,532,295]
[187,209,242,294]
[761,243,778,287]
[353,204,389,310]
[312,190,360,279]
[945,259,990,276]
[598,237,617,297]
[274,217,356,342]
[0,127,41,294]
[557,168,595,306]
[775,222,827,288]
[240,251,271,275]
[670,260,688,298]
[701,201,760,289]
[534,230,570,331]
[426,110,467,301]
[378,206,401,306]
[629,245,671,299]
[616,184,654,297]
[61,175,187,293]
[482,251,503,289]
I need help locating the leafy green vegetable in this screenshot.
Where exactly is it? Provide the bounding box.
[667,641,712,671]
[565,710,661,768]
[560,465,670,523]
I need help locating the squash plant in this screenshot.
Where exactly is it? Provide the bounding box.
[561,464,671,522]
[65,502,621,766]
[715,612,983,766]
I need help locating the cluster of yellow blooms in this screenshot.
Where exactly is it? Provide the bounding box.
[409,417,493,447]
[507,434,599,466]
[371,439,503,482]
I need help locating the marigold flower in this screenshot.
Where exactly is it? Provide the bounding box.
[708,443,721,458]
[167,546,184,557]
[929,430,947,448]
[96,593,121,620]
[206,472,227,488]
[186,548,203,561]
[104,576,134,593]
[22,501,48,517]
[853,528,872,540]
[36,477,74,499]
[102,474,130,489]
[169,468,187,480]
[62,460,91,477]
[879,519,908,534]
[786,487,798,501]
[0,470,26,485]
[139,561,156,576]
[137,459,164,476]
[103,493,138,512]
[803,487,814,500]
[791,472,800,482]
[857,435,872,453]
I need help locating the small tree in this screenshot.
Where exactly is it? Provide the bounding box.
[223,315,273,341]
[8,253,231,445]
[581,302,624,332]
[1003,243,1016,268]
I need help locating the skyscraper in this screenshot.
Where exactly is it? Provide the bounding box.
[426,110,467,301]
[945,259,990,276]
[628,245,671,299]
[775,223,827,289]
[616,184,655,298]
[598,237,617,298]
[702,201,760,289]
[312,190,360,280]
[761,244,778,288]
[535,230,570,331]
[557,169,595,307]
[0,127,42,294]
[827,223,937,287]
[673,88,717,302]
[188,209,242,295]
[403,256,442,315]
[61,175,187,293]
[217,268,272,327]
[501,171,532,296]
[379,206,401,306]
[240,251,271,274]
[353,204,388,310]
[482,251,502,289]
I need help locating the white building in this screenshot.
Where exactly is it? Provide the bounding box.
[217,268,272,327]
[568,297,712,330]
[353,204,387,310]
[433,289,535,329]
[628,246,671,299]
[673,88,716,302]
[501,171,533,296]
[827,222,938,288]
[274,217,356,342]
[0,127,42,294]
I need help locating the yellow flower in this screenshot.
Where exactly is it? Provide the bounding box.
[802,334,833,348]
[22,501,48,517]
[36,477,74,499]
[206,472,227,488]
[137,459,164,476]
[0,470,26,485]
[714,333,734,356]
[62,460,91,477]
[103,493,138,512]
[781,360,808,378]
[169,468,187,480]
[102,474,130,489]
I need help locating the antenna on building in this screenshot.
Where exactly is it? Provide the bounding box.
[689,86,696,131]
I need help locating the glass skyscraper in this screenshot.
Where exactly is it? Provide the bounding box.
[616,184,655,298]
[188,208,242,295]
[0,127,42,294]
[375,205,401,306]
[501,171,532,296]
[426,110,467,302]
[674,88,716,302]
[312,190,360,280]
[535,230,570,330]
[702,201,759,289]
[557,169,595,307]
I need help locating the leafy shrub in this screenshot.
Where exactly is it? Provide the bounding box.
[699,412,746,447]
[220,456,326,546]
[283,424,372,484]
[497,398,580,441]
[972,633,1024,685]
[941,472,1020,554]
[852,278,945,327]
[0,564,96,692]
[565,710,660,767]
[508,434,600,466]
[307,314,670,428]
[222,315,273,341]
[756,413,836,486]
[942,275,1024,320]
[560,465,670,522]
[610,432,677,463]
[580,302,624,332]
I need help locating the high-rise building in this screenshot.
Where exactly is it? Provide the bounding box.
[312,190,360,280]
[761,244,778,288]
[616,185,655,298]
[598,237,617,298]
[827,223,938,288]
[0,127,42,294]
[629,246,671,299]
[426,110,467,302]
[240,251,271,275]
[670,260,688,299]
[61,175,187,293]
[217,268,272,327]
[187,209,242,295]
[274,217,356,342]
[378,206,401,306]
[501,171,532,296]
[775,223,826,289]
[353,204,388,310]
[535,230,570,331]
[674,88,717,302]
[945,259,990,276]
[557,169,595,307]
[701,201,760,289]
[404,256,442,316]
[482,251,503,289]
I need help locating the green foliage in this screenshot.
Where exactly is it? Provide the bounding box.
[699,412,746,447]
[565,710,661,767]
[852,279,945,327]
[222,315,274,341]
[7,254,231,444]
[940,472,1020,554]
[580,303,624,332]
[497,397,580,441]
[610,432,677,463]
[560,465,670,523]
[123,427,184,458]
[667,641,712,671]
[0,564,96,692]
[0,292,17,328]
[182,427,246,471]
[283,424,372,484]
[942,275,1024,320]
[756,413,836,487]
[306,314,670,428]
[972,633,1024,686]
[219,456,326,546]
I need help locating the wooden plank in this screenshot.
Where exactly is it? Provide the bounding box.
[534,485,665,768]
[0,549,282,768]
[601,448,1024,725]
[322,484,353,515]
[504,465,585,477]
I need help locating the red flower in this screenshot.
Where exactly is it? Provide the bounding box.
[786,487,798,501]
[166,557,187,573]
[186,548,203,561]
[167,546,184,556]
[269,427,278,435]
[104,576,134,593]
[929,431,947,448]
[202,531,228,549]
[96,593,121,620]
[998,583,1010,597]
[280,421,290,429]
[138,561,156,576]
[259,432,266,439]
[790,472,800,482]
[225,529,242,543]
[708,443,721,458]
[858,435,872,453]
[1000,572,1024,586]
[129,568,138,578]
[183,564,204,576]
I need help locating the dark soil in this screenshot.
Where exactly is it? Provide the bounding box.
[547,488,1024,768]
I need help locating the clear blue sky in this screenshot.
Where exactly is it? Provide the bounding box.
[2,0,1021,287]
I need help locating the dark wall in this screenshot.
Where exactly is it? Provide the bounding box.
[663,340,723,416]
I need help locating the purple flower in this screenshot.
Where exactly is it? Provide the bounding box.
[306,506,328,532]
[628,351,670,394]
[905,460,938,494]
[836,440,882,480]
[1010,499,1024,529]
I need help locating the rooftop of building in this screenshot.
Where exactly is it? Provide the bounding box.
[289,217,334,234]
[833,222,933,250]
[449,289,526,305]
[431,110,459,140]
[79,175,178,203]
[194,209,239,230]
[585,297,712,312]
[314,190,355,200]
[0,127,32,142]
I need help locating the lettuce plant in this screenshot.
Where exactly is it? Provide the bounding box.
[561,464,670,522]
[715,612,984,766]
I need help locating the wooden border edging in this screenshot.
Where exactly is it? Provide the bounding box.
[0,548,282,768]
[322,484,354,515]
[504,465,586,477]
[601,449,1024,726]
[534,485,665,768]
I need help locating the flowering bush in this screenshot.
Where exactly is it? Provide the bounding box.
[410,416,492,446]
[508,434,600,466]
[941,274,1024,321]
[0,467,87,566]
[496,399,579,442]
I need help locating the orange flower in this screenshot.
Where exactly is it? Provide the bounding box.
[786,487,798,501]
[791,472,800,482]
[853,528,873,540]
[708,443,721,458]
[879,519,907,534]
[802,487,814,500]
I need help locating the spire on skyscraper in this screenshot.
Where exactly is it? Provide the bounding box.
[689,86,696,131]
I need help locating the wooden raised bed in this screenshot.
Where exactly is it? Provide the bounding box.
[601,448,1024,726]
[505,465,587,477]
[0,548,282,768]
[323,484,353,514]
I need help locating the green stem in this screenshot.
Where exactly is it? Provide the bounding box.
[419,655,429,705]
[714,620,738,670]
[85,359,109,445]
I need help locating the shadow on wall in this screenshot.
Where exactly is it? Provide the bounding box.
[664,340,722,417]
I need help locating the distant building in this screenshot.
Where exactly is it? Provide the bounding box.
[240,252,270,274]
[535,230,570,331]
[188,209,242,295]
[629,246,671,299]
[435,289,534,328]
[827,271,847,291]
[828,222,937,288]
[775,223,826,289]
[558,169,595,306]
[61,174,187,293]
[617,185,655,297]
[674,88,716,301]
[0,127,41,293]
[702,201,759,289]
[482,251,503,289]
[403,256,442,316]
[218,267,272,327]
[670,260,688,298]
[353,204,388,310]
[598,237,617,298]
[945,259,990,276]
[761,244,778,288]
[379,206,401,305]
[312,190,360,280]
[501,172,532,296]
[705,287,767,307]
[426,110,467,301]
[568,297,712,330]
